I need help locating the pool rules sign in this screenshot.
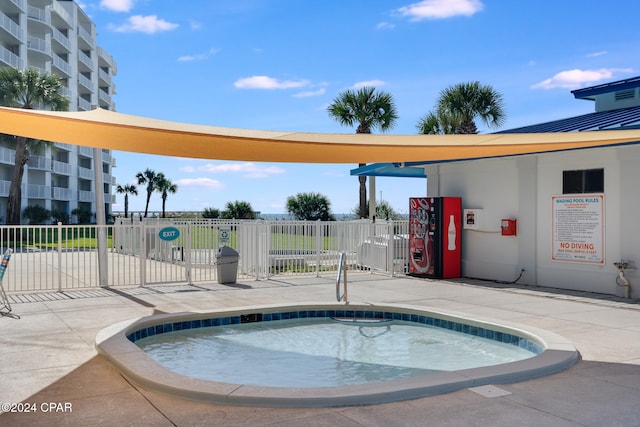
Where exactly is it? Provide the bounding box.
[552,194,604,264]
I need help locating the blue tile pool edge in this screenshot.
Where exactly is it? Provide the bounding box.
[126,307,544,355]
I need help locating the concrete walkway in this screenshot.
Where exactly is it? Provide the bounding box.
[1,274,639,426]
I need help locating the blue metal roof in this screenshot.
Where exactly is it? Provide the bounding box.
[495,105,640,133]
[571,76,640,100]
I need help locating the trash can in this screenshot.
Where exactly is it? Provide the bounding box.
[216,246,239,284]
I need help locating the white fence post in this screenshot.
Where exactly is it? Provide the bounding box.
[259,221,267,280]
[388,220,395,277]
[139,221,146,286]
[185,223,192,284]
[57,222,62,292]
[316,220,321,277]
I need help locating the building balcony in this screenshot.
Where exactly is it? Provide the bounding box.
[27,183,48,199]
[4,0,26,13]
[98,89,111,105]
[78,166,93,180]
[98,67,111,84]
[0,180,10,197]
[77,97,92,111]
[52,160,71,175]
[52,186,72,201]
[78,50,93,71]
[78,72,92,91]
[102,172,116,185]
[52,53,72,77]
[50,0,71,26]
[27,35,52,60]
[0,44,23,69]
[53,142,71,151]
[27,155,52,171]
[78,190,94,202]
[0,11,25,42]
[0,146,15,165]
[52,28,71,52]
[97,46,116,70]
[27,6,51,27]
[78,146,93,158]
[78,25,94,46]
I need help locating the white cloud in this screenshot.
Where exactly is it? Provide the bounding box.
[352,80,386,89]
[175,178,224,189]
[100,0,134,12]
[586,51,608,58]
[188,162,285,179]
[178,48,219,62]
[293,88,326,98]
[110,15,178,34]
[532,68,634,90]
[234,76,310,90]
[377,21,396,30]
[396,0,483,21]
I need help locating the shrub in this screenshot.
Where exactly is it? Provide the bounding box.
[202,207,220,219]
[51,209,70,224]
[22,205,51,225]
[72,207,93,224]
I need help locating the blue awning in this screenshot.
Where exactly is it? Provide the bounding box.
[350,163,427,178]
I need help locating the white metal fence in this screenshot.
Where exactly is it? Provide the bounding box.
[0,219,410,294]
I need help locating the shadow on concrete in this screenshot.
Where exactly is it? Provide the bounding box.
[450,277,639,307]
[3,357,640,426]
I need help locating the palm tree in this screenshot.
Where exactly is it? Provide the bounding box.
[286,192,335,221]
[353,200,403,221]
[416,110,458,135]
[222,200,255,219]
[115,183,138,218]
[327,86,398,218]
[436,81,505,134]
[155,173,178,218]
[0,68,69,224]
[135,168,158,217]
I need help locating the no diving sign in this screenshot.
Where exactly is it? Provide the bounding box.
[219,227,231,244]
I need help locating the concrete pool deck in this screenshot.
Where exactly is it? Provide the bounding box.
[1,274,639,426]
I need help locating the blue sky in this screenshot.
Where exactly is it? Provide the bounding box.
[80,0,640,216]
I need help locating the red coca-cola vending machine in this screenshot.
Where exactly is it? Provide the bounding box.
[409,197,461,279]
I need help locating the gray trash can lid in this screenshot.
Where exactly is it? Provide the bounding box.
[217,245,239,257]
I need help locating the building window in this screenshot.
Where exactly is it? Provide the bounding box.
[563,168,604,194]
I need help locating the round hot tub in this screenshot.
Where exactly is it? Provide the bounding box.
[95,303,579,407]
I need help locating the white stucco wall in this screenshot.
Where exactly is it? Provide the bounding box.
[425,144,640,298]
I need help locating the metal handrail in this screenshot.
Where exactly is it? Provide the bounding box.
[336,252,348,303]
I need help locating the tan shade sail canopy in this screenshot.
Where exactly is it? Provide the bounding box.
[1,107,640,163]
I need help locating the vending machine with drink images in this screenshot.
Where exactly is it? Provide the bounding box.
[408,197,462,279]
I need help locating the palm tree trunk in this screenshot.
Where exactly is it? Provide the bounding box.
[162,197,166,218]
[358,163,366,218]
[6,137,29,225]
[124,194,129,218]
[144,191,151,218]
